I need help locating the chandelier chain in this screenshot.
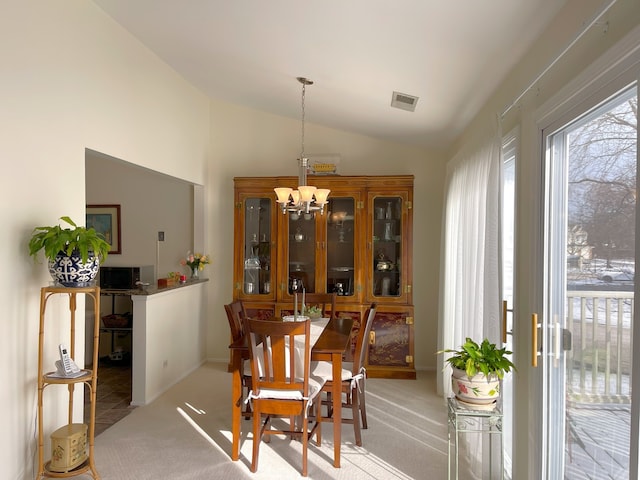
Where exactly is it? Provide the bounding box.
[300,82,306,159]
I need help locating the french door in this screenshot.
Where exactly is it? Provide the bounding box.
[543,83,637,479]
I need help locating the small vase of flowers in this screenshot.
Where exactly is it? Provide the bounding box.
[180,252,211,279]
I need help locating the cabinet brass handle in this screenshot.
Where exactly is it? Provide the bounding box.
[369,331,376,345]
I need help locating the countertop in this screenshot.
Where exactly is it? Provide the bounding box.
[101,277,209,296]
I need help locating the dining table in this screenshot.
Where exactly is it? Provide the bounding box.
[228,315,354,468]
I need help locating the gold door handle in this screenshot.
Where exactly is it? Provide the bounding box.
[502,300,507,344]
[532,313,539,367]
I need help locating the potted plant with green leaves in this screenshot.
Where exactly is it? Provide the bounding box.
[29,216,111,287]
[440,337,515,405]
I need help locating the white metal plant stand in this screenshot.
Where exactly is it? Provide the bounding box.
[447,396,504,480]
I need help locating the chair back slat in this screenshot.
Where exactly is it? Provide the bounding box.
[353,303,377,374]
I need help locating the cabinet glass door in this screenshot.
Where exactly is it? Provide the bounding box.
[372,196,403,298]
[326,197,356,297]
[288,211,317,294]
[243,197,272,296]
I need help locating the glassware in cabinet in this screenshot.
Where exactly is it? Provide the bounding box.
[326,196,356,297]
[241,197,274,297]
[287,210,317,294]
[371,195,403,298]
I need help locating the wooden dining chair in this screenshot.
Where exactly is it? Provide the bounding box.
[312,303,377,446]
[301,292,337,319]
[243,317,326,477]
[224,300,252,418]
[225,300,247,340]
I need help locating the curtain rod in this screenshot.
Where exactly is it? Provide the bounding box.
[500,0,618,119]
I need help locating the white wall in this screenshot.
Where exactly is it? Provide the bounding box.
[0,2,209,479]
[205,99,444,372]
[449,0,640,478]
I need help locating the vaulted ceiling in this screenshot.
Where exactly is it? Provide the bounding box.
[93,0,567,150]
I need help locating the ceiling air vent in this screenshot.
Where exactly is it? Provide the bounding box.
[391,91,419,112]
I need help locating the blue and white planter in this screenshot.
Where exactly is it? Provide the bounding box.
[48,251,100,287]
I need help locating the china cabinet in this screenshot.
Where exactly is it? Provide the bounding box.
[233,175,414,378]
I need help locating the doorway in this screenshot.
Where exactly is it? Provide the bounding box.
[84,148,199,431]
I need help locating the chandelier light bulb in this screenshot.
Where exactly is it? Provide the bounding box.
[314,189,330,205]
[274,187,293,204]
[298,185,317,203]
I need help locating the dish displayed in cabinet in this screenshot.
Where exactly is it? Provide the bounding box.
[290,261,306,272]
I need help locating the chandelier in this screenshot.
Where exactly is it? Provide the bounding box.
[274,77,330,215]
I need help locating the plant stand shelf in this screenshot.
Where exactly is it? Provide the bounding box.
[447,396,503,480]
[36,286,101,479]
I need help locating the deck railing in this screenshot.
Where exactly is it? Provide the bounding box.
[566,290,633,403]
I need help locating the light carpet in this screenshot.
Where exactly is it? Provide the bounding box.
[85,362,452,479]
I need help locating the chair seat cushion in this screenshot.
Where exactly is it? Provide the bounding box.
[252,375,326,401]
[310,360,353,382]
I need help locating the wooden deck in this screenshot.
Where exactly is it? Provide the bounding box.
[566,401,630,479]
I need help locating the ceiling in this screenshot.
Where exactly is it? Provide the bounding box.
[92,0,567,150]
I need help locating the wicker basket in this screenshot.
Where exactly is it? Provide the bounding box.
[101,314,131,328]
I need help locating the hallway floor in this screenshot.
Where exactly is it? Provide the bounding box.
[84,359,135,437]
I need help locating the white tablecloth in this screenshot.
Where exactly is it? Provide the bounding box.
[309,317,329,346]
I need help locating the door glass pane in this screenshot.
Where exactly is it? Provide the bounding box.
[243,198,271,295]
[546,87,636,479]
[288,211,316,294]
[327,197,355,296]
[372,196,402,297]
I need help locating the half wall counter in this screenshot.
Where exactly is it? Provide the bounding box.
[122,278,208,405]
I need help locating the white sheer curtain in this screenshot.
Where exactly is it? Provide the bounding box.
[437,123,502,478]
[437,123,502,398]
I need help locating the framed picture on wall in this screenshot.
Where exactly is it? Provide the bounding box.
[86,204,121,254]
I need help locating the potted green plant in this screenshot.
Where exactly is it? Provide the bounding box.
[302,305,322,319]
[440,337,515,405]
[29,216,111,287]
